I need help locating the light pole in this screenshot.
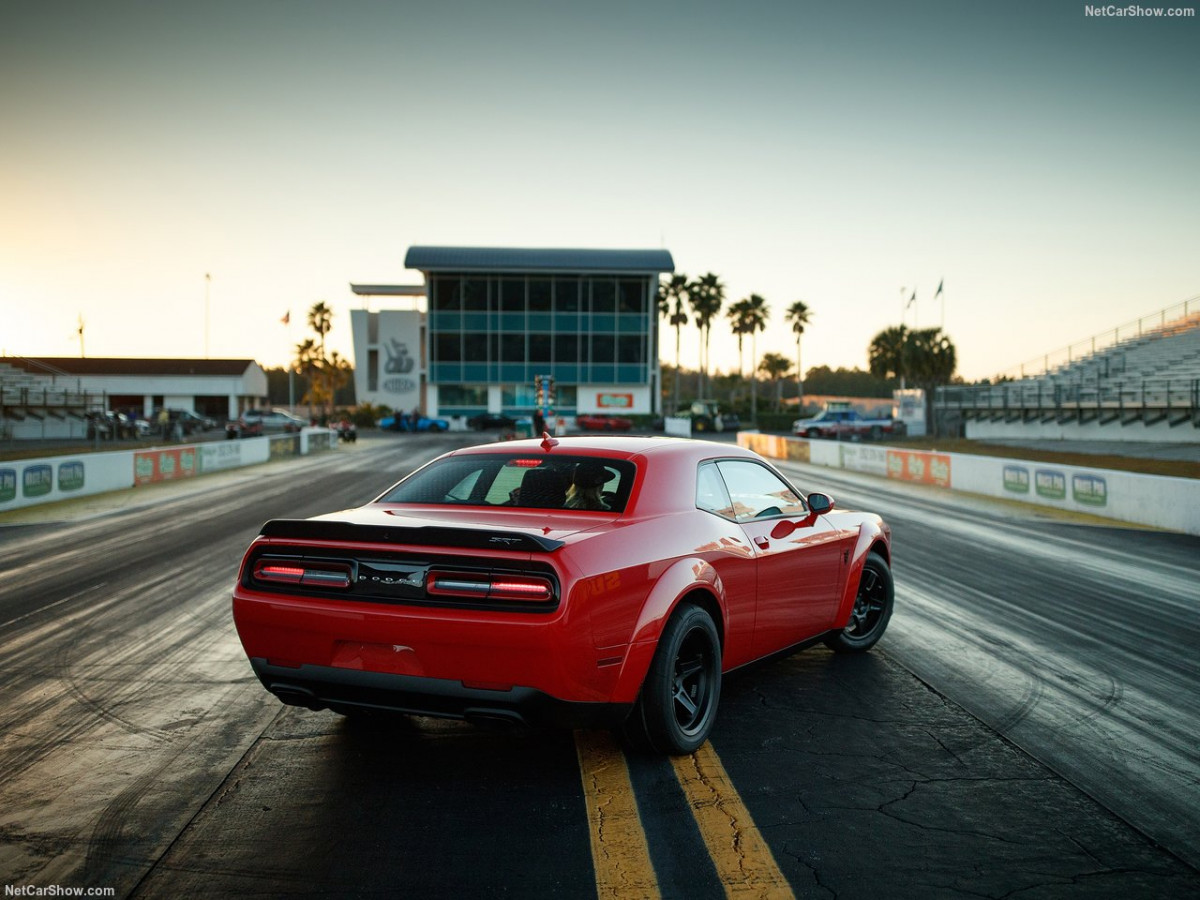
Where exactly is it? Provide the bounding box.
[204,273,211,358]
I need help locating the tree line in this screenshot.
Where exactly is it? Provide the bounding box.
[658,272,958,426]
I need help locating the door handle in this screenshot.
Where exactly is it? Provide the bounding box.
[754,535,770,549]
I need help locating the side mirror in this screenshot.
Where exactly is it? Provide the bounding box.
[807,492,835,515]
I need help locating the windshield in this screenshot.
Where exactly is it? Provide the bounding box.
[379,453,636,513]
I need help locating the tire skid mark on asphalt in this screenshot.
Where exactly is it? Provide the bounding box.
[888,580,1200,864]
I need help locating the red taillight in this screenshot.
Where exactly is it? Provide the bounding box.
[253,560,351,589]
[427,572,553,603]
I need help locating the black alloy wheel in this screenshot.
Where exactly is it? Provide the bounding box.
[824,552,893,653]
[627,603,721,755]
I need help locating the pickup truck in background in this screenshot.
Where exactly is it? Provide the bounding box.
[792,408,906,441]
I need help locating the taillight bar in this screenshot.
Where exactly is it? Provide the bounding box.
[427,572,554,603]
[254,560,352,589]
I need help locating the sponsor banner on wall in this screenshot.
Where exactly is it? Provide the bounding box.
[23,465,53,497]
[1003,465,1030,494]
[597,392,633,409]
[840,445,890,477]
[58,461,85,492]
[886,449,951,487]
[200,441,245,472]
[0,467,17,503]
[270,435,300,460]
[742,433,811,463]
[135,448,198,485]
[1072,473,1108,507]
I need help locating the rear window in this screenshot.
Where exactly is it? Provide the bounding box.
[379,453,636,513]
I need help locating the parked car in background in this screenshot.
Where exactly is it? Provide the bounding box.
[231,435,894,754]
[379,413,449,433]
[576,413,633,432]
[793,407,905,441]
[227,408,307,439]
[467,413,517,431]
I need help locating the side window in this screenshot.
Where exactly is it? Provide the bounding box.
[714,460,808,522]
[696,462,735,519]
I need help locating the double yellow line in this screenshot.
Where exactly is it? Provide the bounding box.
[575,731,794,899]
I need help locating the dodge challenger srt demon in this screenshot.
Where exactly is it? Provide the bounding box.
[232,435,894,754]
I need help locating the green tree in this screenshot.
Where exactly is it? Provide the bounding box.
[758,351,793,412]
[867,325,909,383]
[294,337,321,418]
[868,325,957,435]
[728,294,770,421]
[307,301,333,360]
[657,274,690,414]
[785,300,813,411]
[688,273,725,398]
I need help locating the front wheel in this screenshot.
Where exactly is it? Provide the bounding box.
[625,603,721,754]
[824,552,894,653]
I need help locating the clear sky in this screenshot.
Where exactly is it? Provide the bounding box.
[2,0,1197,381]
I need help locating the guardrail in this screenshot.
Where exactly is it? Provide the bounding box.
[0,430,339,513]
[738,432,1200,537]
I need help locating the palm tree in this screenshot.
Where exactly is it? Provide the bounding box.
[786,300,813,414]
[688,273,725,398]
[294,338,320,419]
[867,325,909,384]
[307,301,333,361]
[868,325,957,435]
[744,294,769,422]
[758,352,793,412]
[657,274,690,413]
[726,298,753,378]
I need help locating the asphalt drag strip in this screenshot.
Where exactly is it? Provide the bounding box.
[128,647,1199,899]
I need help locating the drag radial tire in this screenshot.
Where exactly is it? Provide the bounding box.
[823,552,894,653]
[626,603,722,755]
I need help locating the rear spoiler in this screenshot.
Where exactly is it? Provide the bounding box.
[258,519,565,552]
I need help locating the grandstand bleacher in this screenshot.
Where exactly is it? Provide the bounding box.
[0,358,107,441]
[938,299,1200,443]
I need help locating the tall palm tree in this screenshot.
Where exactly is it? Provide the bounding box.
[307,301,333,360]
[688,273,725,398]
[294,338,320,419]
[785,300,813,413]
[744,294,769,422]
[657,274,690,413]
[726,298,754,377]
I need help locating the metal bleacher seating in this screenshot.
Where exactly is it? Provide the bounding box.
[937,300,1200,436]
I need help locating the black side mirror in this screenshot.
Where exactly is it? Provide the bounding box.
[807,492,835,515]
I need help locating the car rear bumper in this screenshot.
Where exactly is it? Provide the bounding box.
[249,657,631,729]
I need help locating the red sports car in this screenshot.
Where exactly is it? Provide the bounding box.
[231,435,893,753]
[575,413,633,431]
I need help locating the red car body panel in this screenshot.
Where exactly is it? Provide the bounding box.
[231,436,890,726]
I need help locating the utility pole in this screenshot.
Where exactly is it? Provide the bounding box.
[77,314,85,357]
[204,273,212,358]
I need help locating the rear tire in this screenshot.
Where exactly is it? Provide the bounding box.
[625,603,721,755]
[824,552,893,653]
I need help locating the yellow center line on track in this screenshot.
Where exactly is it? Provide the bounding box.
[575,731,795,900]
[575,729,662,899]
[670,742,795,900]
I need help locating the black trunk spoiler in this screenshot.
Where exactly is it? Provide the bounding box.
[258,519,565,552]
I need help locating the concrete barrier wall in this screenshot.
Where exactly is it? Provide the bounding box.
[739,432,1200,537]
[0,429,338,513]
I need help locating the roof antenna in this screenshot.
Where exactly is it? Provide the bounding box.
[540,432,559,452]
